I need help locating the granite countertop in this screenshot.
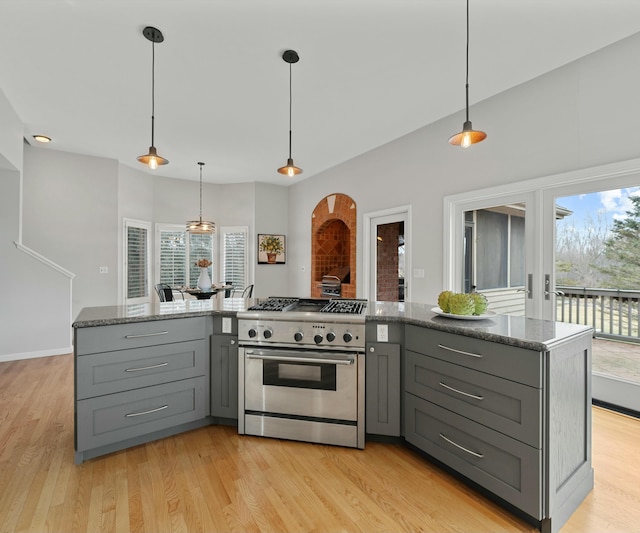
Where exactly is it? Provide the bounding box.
[367,301,593,351]
[73,297,593,352]
[73,295,249,328]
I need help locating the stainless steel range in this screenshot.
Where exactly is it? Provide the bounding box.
[237,298,367,449]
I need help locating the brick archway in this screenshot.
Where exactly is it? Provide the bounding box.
[311,193,356,298]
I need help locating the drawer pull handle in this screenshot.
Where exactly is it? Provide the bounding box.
[439,433,484,458]
[124,331,169,339]
[125,362,169,372]
[125,405,169,418]
[439,381,484,400]
[437,344,483,358]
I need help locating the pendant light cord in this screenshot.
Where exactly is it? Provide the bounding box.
[465,0,470,123]
[288,61,293,159]
[199,163,204,222]
[151,40,156,146]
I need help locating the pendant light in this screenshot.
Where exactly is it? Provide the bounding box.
[186,162,215,234]
[277,50,302,177]
[448,0,487,148]
[137,26,169,169]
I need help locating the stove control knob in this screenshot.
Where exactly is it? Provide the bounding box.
[248,328,258,338]
[343,331,353,343]
[326,331,336,342]
[314,334,323,344]
[263,328,273,339]
[294,331,304,342]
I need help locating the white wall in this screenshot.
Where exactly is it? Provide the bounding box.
[287,31,640,305]
[254,182,289,298]
[0,90,72,361]
[23,146,120,319]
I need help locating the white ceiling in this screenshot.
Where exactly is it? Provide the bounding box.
[2,0,640,185]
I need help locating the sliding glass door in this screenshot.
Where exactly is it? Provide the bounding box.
[446,160,640,413]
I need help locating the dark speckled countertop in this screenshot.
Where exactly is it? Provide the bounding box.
[73,297,592,352]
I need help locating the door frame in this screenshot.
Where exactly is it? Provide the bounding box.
[363,205,411,302]
[445,156,640,411]
[444,157,640,320]
[444,189,541,318]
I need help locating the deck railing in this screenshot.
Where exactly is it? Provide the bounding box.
[556,286,640,342]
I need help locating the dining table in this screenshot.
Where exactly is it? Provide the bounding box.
[183,285,232,300]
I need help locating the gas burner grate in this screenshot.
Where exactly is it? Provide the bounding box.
[320,299,367,315]
[248,297,298,311]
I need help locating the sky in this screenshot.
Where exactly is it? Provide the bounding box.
[557,186,640,232]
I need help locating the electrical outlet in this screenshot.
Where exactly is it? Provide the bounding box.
[222,317,232,334]
[99,266,108,274]
[377,324,389,342]
[413,268,425,278]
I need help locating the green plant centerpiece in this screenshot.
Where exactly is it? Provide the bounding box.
[260,235,284,263]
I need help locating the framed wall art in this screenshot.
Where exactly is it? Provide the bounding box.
[258,234,286,264]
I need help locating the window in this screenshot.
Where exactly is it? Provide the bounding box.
[124,218,152,304]
[156,225,215,288]
[220,226,248,292]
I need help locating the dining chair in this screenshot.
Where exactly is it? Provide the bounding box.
[241,284,254,298]
[155,283,174,302]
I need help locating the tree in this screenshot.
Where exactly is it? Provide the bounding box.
[597,195,640,289]
[555,211,611,287]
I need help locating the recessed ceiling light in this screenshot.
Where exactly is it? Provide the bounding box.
[33,135,52,143]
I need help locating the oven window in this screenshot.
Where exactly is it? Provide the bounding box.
[263,360,337,390]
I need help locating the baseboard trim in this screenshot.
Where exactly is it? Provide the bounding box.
[0,347,72,363]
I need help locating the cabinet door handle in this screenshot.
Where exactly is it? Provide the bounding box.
[439,381,484,400]
[439,433,484,458]
[124,331,169,339]
[125,362,169,372]
[125,405,169,417]
[437,344,483,358]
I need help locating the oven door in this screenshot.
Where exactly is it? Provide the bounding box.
[242,347,358,421]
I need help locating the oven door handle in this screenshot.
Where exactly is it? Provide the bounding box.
[245,351,354,366]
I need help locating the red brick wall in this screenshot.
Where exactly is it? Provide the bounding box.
[376,222,401,301]
[311,193,356,298]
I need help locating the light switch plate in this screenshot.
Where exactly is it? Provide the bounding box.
[377,324,389,342]
[222,317,232,334]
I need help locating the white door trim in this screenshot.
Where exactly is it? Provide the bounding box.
[363,205,411,302]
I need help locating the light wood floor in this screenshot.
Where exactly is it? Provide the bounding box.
[1,354,639,533]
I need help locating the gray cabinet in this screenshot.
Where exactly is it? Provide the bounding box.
[210,315,238,420]
[74,317,211,463]
[404,325,593,533]
[365,342,401,436]
[211,334,238,420]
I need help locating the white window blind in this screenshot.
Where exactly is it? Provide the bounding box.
[156,224,215,290]
[221,226,248,292]
[159,230,186,286]
[124,218,152,304]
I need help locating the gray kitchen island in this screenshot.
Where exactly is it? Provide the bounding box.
[73,297,593,533]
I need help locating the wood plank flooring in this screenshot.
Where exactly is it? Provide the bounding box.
[1,353,639,532]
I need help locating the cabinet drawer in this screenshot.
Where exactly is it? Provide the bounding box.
[76,376,208,452]
[75,317,207,355]
[405,326,542,387]
[405,392,541,519]
[76,340,208,399]
[405,350,541,447]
